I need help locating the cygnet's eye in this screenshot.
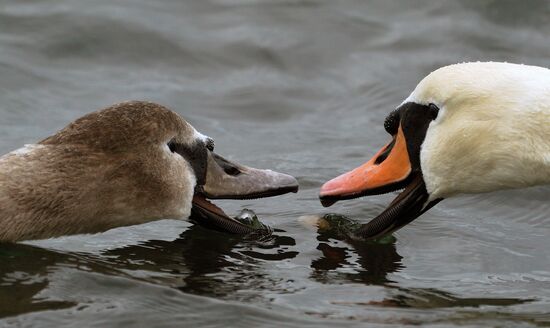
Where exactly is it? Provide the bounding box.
[428,103,440,120]
[206,138,215,151]
[384,109,400,135]
[167,139,177,153]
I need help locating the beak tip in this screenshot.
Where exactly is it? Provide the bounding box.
[319,178,340,197]
[281,174,299,193]
[318,177,346,207]
[319,197,337,207]
[285,182,299,194]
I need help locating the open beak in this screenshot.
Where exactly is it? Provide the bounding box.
[319,126,440,239]
[191,152,299,234]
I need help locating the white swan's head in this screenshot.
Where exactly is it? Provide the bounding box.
[319,62,550,238]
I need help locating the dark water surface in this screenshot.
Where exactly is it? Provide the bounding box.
[1,0,550,327]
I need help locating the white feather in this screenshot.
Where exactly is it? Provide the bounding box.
[409,62,550,199]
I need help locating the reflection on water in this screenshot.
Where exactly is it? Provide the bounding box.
[311,229,402,285]
[308,221,528,310]
[104,225,299,299]
[0,244,76,318]
[1,226,532,322]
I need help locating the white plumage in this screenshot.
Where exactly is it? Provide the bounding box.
[408,62,550,199]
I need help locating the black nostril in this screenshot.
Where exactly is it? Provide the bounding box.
[212,152,242,176]
[224,165,241,176]
[374,138,396,165]
[374,152,388,165]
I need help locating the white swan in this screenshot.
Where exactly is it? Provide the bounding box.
[319,62,550,239]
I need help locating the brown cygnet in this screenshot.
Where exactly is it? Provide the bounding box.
[0,101,298,242]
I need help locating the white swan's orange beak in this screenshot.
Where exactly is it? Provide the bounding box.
[319,126,412,207]
[318,102,443,239]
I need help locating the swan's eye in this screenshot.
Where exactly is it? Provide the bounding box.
[428,103,440,120]
[167,139,177,153]
[384,109,400,135]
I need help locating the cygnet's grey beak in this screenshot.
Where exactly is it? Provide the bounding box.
[191,152,298,234]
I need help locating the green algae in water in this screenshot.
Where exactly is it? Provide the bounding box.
[318,214,396,244]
